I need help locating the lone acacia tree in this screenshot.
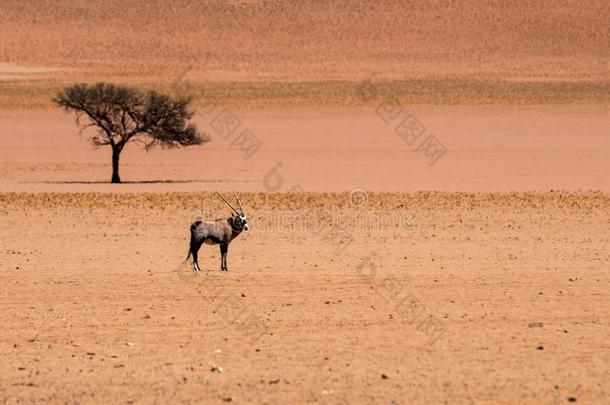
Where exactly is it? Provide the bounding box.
[54,82,208,183]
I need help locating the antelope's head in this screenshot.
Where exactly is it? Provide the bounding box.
[232,211,249,231]
[218,191,249,231]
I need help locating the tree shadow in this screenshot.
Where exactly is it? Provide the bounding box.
[29,179,226,184]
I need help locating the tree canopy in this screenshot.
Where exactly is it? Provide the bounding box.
[54,82,209,182]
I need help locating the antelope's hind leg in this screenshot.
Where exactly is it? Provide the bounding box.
[220,243,228,271]
[192,239,205,272]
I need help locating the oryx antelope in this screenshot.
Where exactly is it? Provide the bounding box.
[187,192,249,272]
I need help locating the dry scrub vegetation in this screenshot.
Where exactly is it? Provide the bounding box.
[1,190,609,209]
[2,191,609,220]
[5,79,610,110]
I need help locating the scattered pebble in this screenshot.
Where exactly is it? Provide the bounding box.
[125,342,134,346]
[528,322,544,328]
[536,346,544,350]
[382,374,389,379]
[211,365,224,373]
[568,397,577,402]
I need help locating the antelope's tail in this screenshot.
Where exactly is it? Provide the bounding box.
[186,221,202,261]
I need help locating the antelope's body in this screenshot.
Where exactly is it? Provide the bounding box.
[187,193,249,272]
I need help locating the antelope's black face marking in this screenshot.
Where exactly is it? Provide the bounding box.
[233,213,249,231]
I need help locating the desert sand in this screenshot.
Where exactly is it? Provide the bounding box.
[1,192,609,404]
[2,105,610,193]
[1,1,609,404]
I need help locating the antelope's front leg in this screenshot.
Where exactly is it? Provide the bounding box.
[220,243,228,271]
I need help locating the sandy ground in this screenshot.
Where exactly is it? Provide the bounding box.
[2,105,610,193]
[3,104,609,404]
[1,0,609,109]
[1,0,609,81]
[2,0,610,403]
[1,192,609,404]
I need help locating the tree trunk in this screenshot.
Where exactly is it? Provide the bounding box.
[111,147,121,183]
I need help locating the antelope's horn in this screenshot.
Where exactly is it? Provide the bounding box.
[234,192,244,213]
[216,192,240,215]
